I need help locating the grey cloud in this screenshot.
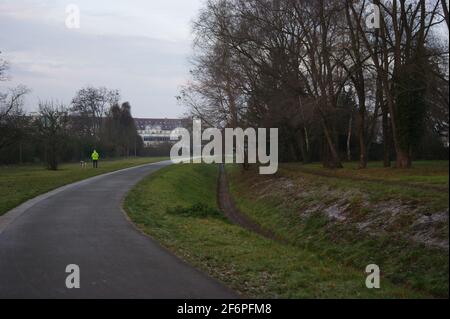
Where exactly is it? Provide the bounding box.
[0,11,193,118]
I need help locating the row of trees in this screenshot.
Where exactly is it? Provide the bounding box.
[32,94,143,170]
[69,87,143,162]
[180,0,449,168]
[1,55,143,169]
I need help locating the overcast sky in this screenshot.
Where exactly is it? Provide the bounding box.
[0,0,203,118]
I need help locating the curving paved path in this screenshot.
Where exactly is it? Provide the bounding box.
[0,161,236,299]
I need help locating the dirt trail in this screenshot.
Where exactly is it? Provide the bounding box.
[217,165,285,243]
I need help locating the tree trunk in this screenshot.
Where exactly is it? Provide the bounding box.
[322,121,343,169]
[380,67,412,168]
[358,125,367,169]
[299,126,311,164]
[442,0,449,29]
[382,108,391,167]
[356,80,367,169]
[346,115,352,162]
[396,148,411,169]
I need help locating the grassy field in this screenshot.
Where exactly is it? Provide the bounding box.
[288,161,449,188]
[227,161,449,297]
[124,163,435,298]
[0,157,166,216]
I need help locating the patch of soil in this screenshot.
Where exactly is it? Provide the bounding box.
[217,165,285,243]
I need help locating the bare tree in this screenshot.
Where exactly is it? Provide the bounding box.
[71,86,120,138]
[349,0,444,168]
[0,51,8,82]
[36,101,69,170]
[0,85,30,122]
[441,0,449,29]
[182,0,448,168]
[0,86,30,153]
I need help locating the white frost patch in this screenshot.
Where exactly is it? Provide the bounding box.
[251,174,449,250]
[323,202,350,221]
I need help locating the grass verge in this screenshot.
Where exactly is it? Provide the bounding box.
[227,162,449,297]
[0,157,167,216]
[290,161,449,189]
[124,163,431,298]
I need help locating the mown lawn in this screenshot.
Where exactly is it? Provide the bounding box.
[228,161,449,297]
[124,163,430,298]
[0,157,167,216]
[289,161,449,188]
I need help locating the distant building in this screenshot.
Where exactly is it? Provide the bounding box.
[134,118,188,147]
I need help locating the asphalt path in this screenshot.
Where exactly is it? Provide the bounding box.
[0,161,236,299]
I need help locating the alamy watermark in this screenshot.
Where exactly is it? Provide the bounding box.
[365,264,381,289]
[65,4,80,29]
[64,3,379,30]
[65,264,80,289]
[170,119,279,175]
[365,4,381,29]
